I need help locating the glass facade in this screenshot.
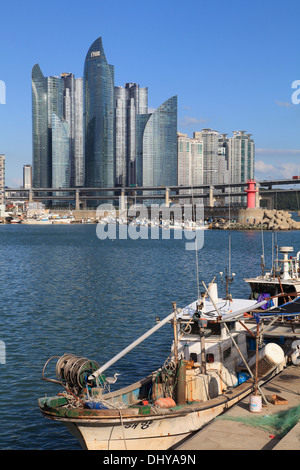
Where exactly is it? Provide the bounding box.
[61,73,84,187]
[84,37,115,188]
[228,130,255,203]
[32,65,84,193]
[137,96,178,188]
[115,83,148,187]
[52,114,70,190]
[32,64,50,188]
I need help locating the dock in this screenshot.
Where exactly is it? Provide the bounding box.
[174,365,300,450]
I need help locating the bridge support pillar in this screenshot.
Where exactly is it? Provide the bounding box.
[75,189,80,211]
[165,187,171,207]
[209,186,216,207]
[119,190,127,216]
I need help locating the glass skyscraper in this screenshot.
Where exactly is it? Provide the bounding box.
[32,64,63,188]
[136,96,178,188]
[84,37,115,189]
[115,83,148,187]
[61,73,84,187]
[32,65,84,193]
[52,114,70,190]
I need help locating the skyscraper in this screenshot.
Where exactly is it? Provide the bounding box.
[177,132,203,203]
[193,129,219,186]
[61,73,84,187]
[136,96,178,188]
[115,83,148,187]
[52,114,70,190]
[32,64,63,188]
[84,37,115,189]
[23,164,32,189]
[32,65,84,192]
[228,130,255,203]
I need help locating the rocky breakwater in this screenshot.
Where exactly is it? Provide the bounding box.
[259,210,300,230]
[213,210,300,230]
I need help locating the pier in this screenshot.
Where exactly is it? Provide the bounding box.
[174,366,300,450]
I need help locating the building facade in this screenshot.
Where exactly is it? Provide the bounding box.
[32,64,63,189]
[52,114,70,190]
[23,164,32,189]
[84,37,115,189]
[193,129,219,186]
[177,132,203,202]
[136,96,178,189]
[61,73,84,187]
[32,65,84,192]
[115,83,148,187]
[228,130,255,203]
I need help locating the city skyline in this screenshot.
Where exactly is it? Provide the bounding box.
[0,0,299,187]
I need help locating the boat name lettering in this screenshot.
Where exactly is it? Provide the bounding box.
[124,420,152,430]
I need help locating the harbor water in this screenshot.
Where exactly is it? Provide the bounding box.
[0,222,299,449]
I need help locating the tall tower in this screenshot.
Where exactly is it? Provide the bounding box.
[136,96,177,188]
[228,130,255,203]
[32,65,84,192]
[84,37,115,189]
[61,73,84,187]
[32,64,63,188]
[115,83,148,187]
[193,129,219,186]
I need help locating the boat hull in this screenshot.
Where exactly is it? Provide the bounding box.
[39,379,255,450]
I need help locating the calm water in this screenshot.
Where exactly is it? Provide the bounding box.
[0,222,299,450]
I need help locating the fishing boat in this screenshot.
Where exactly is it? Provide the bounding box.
[38,246,300,450]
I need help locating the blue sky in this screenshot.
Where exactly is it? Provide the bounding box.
[0,0,299,186]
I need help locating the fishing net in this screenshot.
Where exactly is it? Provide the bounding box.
[216,405,300,438]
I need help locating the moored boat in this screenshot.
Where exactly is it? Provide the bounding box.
[38,246,300,450]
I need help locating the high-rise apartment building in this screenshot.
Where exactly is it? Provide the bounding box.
[0,154,5,209]
[136,96,178,189]
[84,37,115,189]
[52,114,70,190]
[193,129,219,186]
[32,64,64,189]
[32,65,83,191]
[23,164,32,189]
[177,132,203,201]
[228,130,255,202]
[61,73,84,187]
[115,83,148,187]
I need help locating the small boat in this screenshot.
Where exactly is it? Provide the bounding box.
[22,217,52,224]
[38,245,300,449]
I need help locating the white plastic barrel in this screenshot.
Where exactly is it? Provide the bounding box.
[248,343,284,378]
[249,394,262,413]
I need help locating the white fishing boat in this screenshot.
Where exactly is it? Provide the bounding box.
[38,245,300,450]
[22,217,52,224]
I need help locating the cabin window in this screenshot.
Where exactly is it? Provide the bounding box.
[223,347,231,360]
[206,353,214,363]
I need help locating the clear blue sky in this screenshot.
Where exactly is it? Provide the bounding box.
[0,0,299,186]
